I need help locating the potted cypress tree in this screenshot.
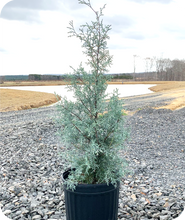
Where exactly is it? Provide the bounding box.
[56,0,129,219]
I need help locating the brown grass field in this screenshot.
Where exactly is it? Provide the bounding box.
[0,89,59,112]
[0,81,185,112]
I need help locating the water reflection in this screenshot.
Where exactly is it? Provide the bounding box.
[2,84,155,102]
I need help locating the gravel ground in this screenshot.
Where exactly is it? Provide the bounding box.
[0,93,185,220]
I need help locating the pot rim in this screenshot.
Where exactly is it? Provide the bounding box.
[62,168,120,190]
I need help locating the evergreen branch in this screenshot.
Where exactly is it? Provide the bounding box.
[77,96,94,118]
[78,77,93,93]
[61,104,92,142]
[95,127,100,146]
[61,104,84,124]
[77,78,96,117]
[71,122,91,142]
[104,118,120,142]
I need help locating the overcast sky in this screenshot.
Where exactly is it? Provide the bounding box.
[0,0,185,75]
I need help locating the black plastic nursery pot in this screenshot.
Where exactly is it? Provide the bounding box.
[62,169,120,220]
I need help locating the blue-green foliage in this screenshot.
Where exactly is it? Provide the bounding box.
[55,0,129,190]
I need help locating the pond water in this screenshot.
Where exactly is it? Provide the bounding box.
[2,84,155,102]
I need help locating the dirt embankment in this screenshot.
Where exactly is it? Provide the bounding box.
[151,88,185,110]
[0,81,185,112]
[148,82,185,110]
[0,89,59,112]
[126,81,185,111]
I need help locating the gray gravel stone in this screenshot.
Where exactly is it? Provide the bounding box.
[0,104,185,219]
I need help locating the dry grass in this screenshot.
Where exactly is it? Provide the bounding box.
[155,88,185,110]
[0,81,67,87]
[0,81,185,112]
[147,81,185,92]
[0,89,59,112]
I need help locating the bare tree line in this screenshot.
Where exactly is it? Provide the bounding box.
[1,57,185,83]
[135,57,185,81]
